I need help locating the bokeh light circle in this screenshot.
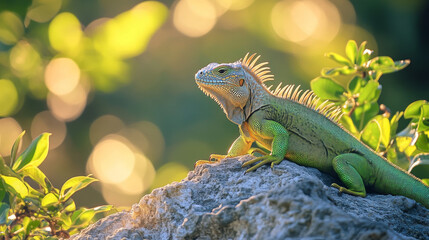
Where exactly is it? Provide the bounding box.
[0,79,19,117]
[45,58,80,96]
[271,0,341,45]
[88,135,136,184]
[173,0,217,37]
[47,83,87,122]
[0,118,22,157]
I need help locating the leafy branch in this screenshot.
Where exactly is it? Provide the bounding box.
[0,132,113,239]
[310,40,429,183]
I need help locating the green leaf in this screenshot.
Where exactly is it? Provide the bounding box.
[0,156,21,179]
[387,145,409,170]
[92,205,113,213]
[396,136,413,152]
[390,111,403,138]
[60,176,98,201]
[397,134,418,157]
[417,104,429,132]
[345,40,358,64]
[356,41,368,66]
[71,208,95,227]
[404,100,427,119]
[321,67,340,77]
[325,52,351,66]
[339,115,359,136]
[352,102,379,130]
[22,217,40,235]
[347,76,363,94]
[415,132,429,152]
[373,115,391,147]
[310,77,345,101]
[0,182,5,202]
[41,193,59,208]
[12,133,51,172]
[21,167,51,193]
[0,202,9,225]
[369,56,409,74]
[360,119,381,151]
[394,59,410,71]
[322,66,357,77]
[357,80,379,103]
[369,56,394,69]
[64,199,76,212]
[1,175,28,199]
[60,211,72,229]
[409,153,429,179]
[10,131,26,167]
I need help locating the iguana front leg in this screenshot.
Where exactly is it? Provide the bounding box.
[242,119,290,173]
[195,135,253,167]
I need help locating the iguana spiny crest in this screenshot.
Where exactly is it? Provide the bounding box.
[195,53,343,124]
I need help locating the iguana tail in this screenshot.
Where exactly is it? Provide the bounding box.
[375,157,429,208]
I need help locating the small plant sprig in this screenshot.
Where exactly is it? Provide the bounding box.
[310,40,429,183]
[0,132,113,239]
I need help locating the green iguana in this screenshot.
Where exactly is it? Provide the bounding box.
[195,53,429,208]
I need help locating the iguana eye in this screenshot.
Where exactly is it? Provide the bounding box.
[218,68,227,74]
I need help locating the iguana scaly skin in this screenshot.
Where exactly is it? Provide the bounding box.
[195,53,429,208]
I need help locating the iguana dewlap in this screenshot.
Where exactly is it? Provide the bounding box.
[195,53,429,209]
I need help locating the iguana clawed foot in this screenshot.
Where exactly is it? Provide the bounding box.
[242,155,284,173]
[194,154,228,168]
[331,183,366,197]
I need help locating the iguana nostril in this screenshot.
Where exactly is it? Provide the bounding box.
[199,71,203,75]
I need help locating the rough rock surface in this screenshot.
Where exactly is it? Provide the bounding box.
[71,156,429,240]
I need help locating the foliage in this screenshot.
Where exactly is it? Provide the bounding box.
[310,40,429,181]
[0,1,168,117]
[0,132,112,239]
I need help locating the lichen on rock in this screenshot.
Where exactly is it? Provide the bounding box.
[71,156,429,240]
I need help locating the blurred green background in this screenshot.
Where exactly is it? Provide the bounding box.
[0,0,428,208]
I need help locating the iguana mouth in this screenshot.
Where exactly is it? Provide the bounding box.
[195,78,227,86]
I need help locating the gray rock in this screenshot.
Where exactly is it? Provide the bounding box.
[71,156,429,240]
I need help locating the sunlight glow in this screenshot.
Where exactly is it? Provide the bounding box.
[0,79,19,117]
[45,58,80,96]
[216,0,255,11]
[88,135,136,184]
[47,83,87,122]
[115,153,156,195]
[0,118,22,157]
[173,0,217,37]
[271,0,341,45]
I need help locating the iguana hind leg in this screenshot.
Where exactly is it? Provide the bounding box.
[331,153,372,197]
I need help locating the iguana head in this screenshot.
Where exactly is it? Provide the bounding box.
[195,53,273,125]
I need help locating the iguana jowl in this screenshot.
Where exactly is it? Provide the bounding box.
[195,53,429,208]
